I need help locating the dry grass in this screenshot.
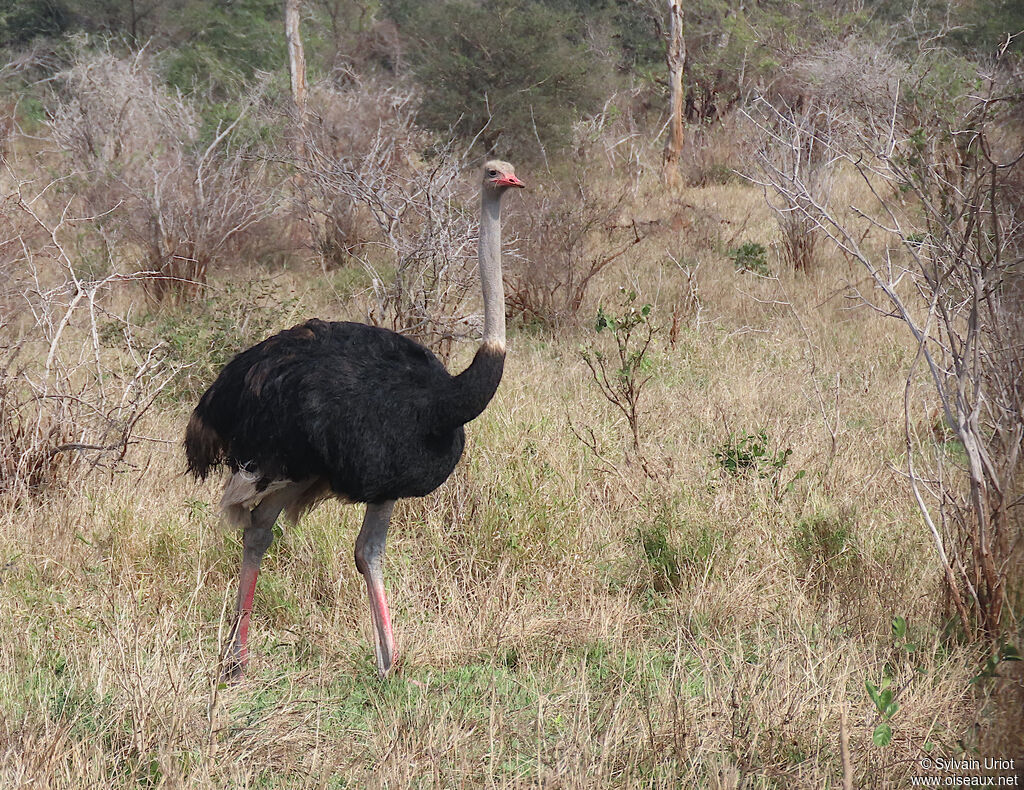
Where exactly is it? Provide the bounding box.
[0,165,1017,789]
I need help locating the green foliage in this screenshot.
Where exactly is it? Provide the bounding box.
[607,0,663,69]
[792,508,858,589]
[866,616,938,747]
[865,676,899,747]
[191,82,290,151]
[391,0,606,157]
[793,512,853,567]
[970,641,1022,684]
[714,429,805,500]
[595,299,652,335]
[0,0,196,46]
[899,50,982,140]
[637,506,732,593]
[0,0,70,46]
[884,614,929,676]
[665,0,866,122]
[946,0,1024,53]
[867,0,1024,55]
[160,0,286,98]
[639,520,683,592]
[714,429,786,476]
[728,242,770,276]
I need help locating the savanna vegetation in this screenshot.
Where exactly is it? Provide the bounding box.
[1,0,1022,787]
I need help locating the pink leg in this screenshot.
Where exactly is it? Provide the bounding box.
[355,501,397,678]
[364,571,396,675]
[224,517,275,681]
[226,560,260,677]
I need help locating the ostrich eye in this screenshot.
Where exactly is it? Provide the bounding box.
[488,169,497,177]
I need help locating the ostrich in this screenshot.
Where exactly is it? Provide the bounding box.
[185,161,524,679]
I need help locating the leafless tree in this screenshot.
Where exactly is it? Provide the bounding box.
[744,41,904,271]
[505,179,643,329]
[748,44,1023,638]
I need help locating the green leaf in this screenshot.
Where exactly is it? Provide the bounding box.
[891,616,908,639]
[865,680,882,711]
[872,722,893,747]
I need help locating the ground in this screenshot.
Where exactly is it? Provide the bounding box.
[0,172,1018,788]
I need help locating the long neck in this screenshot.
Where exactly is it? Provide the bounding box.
[432,187,508,431]
[479,189,506,349]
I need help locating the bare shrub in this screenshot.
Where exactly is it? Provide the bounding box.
[504,177,643,329]
[302,77,486,356]
[570,94,652,187]
[745,40,906,272]
[579,289,656,459]
[299,74,426,267]
[773,103,830,273]
[0,179,179,501]
[45,43,276,299]
[750,46,1024,639]
[0,339,80,494]
[745,97,837,272]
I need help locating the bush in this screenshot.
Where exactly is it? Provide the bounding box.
[505,177,644,328]
[792,508,861,599]
[636,504,733,593]
[0,195,180,501]
[713,429,805,499]
[390,0,606,158]
[752,41,1024,638]
[46,43,277,299]
[580,290,656,457]
[300,76,426,269]
[302,80,483,357]
[161,0,286,97]
[146,280,296,402]
[728,242,769,276]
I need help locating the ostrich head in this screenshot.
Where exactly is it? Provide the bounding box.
[482,160,525,193]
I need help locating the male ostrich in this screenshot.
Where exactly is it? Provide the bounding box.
[185,161,524,679]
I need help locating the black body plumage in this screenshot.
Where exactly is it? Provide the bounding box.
[185,318,505,504]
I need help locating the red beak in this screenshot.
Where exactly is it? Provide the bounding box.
[496,174,526,188]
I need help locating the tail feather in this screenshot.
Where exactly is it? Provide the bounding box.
[184,411,226,480]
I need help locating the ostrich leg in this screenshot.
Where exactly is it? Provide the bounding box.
[223,497,285,680]
[354,500,397,678]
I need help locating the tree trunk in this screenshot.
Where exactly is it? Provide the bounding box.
[663,0,685,188]
[285,0,317,250]
[285,0,307,125]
